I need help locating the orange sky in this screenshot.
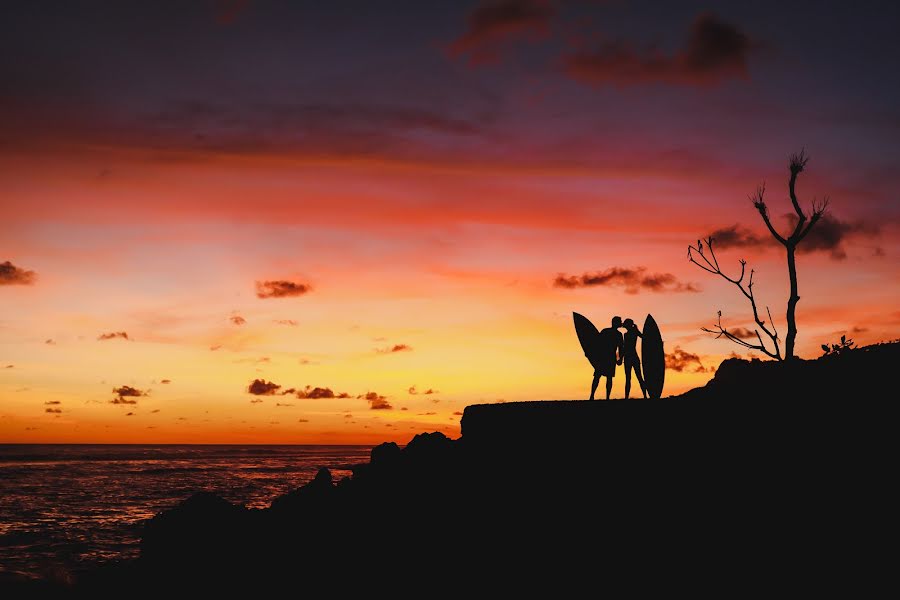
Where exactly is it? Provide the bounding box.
[2,144,897,444]
[2,1,899,443]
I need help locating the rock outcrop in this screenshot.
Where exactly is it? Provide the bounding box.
[78,342,897,592]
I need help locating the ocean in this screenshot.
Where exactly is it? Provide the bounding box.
[0,444,372,581]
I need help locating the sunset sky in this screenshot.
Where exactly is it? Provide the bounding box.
[2,1,898,443]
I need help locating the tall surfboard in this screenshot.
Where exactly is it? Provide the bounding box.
[642,314,665,399]
[573,312,603,371]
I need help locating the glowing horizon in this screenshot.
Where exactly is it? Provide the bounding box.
[2,1,898,443]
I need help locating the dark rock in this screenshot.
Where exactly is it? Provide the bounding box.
[72,341,897,592]
[140,492,248,567]
[370,441,400,466]
[404,431,452,457]
[269,467,333,513]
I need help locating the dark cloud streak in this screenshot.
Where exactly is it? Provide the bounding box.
[256,280,312,299]
[98,332,130,341]
[214,0,250,25]
[296,386,340,399]
[787,214,880,260]
[709,214,881,261]
[0,261,36,285]
[728,327,756,340]
[566,13,753,87]
[376,344,413,354]
[361,391,392,410]
[665,347,707,373]
[449,0,555,65]
[112,385,145,397]
[707,225,769,249]
[247,379,281,395]
[554,267,698,294]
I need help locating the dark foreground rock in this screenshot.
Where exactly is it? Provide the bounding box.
[33,343,900,593]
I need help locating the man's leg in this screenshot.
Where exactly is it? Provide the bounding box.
[590,374,600,400]
[605,375,613,400]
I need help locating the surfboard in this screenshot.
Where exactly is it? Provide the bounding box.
[573,312,603,371]
[642,314,665,399]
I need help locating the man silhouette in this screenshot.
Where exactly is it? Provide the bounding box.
[590,316,624,400]
[622,318,647,399]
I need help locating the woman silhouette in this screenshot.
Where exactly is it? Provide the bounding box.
[622,318,647,399]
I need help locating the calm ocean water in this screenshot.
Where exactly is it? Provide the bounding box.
[0,444,372,580]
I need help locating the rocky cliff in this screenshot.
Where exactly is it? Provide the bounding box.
[73,342,896,593]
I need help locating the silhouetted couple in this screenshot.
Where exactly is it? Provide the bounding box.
[590,316,647,401]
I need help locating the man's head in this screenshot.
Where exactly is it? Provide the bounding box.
[623,318,634,329]
[612,316,623,329]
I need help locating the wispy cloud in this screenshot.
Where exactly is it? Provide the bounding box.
[247,379,281,395]
[787,214,880,260]
[361,391,392,410]
[293,386,351,399]
[566,13,753,87]
[706,225,769,249]
[255,280,312,299]
[98,331,130,341]
[295,386,335,399]
[728,327,756,340]
[709,213,881,261]
[213,0,251,25]
[664,347,708,373]
[0,260,36,285]
[111,385,146,404]
[410,386,438,395]
[112,385,145,397]
[376,344,413,354]
[554,267,699,294]
[449,0,555,66]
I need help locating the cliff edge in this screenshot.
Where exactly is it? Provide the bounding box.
[74,342,896,592]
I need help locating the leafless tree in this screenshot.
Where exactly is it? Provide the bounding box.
[688,149,829,361]
[687,237,782,360]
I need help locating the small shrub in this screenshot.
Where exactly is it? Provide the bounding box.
[821,335,855,357]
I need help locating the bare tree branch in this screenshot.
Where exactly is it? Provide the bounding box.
[766,305,779,342]
[701,311,780,360]
[750,184,787,246]
[787,148,810,239]
[797,195,829,243]
[688,237,782,360]
[686,239,719,274]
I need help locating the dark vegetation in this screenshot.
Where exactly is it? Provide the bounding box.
[822,334,856,356]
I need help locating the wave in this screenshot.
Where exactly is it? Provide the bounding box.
[130,465,321,475]
[0,444,371,464]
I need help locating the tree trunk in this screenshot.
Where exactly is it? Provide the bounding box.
[785,244,799,361]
